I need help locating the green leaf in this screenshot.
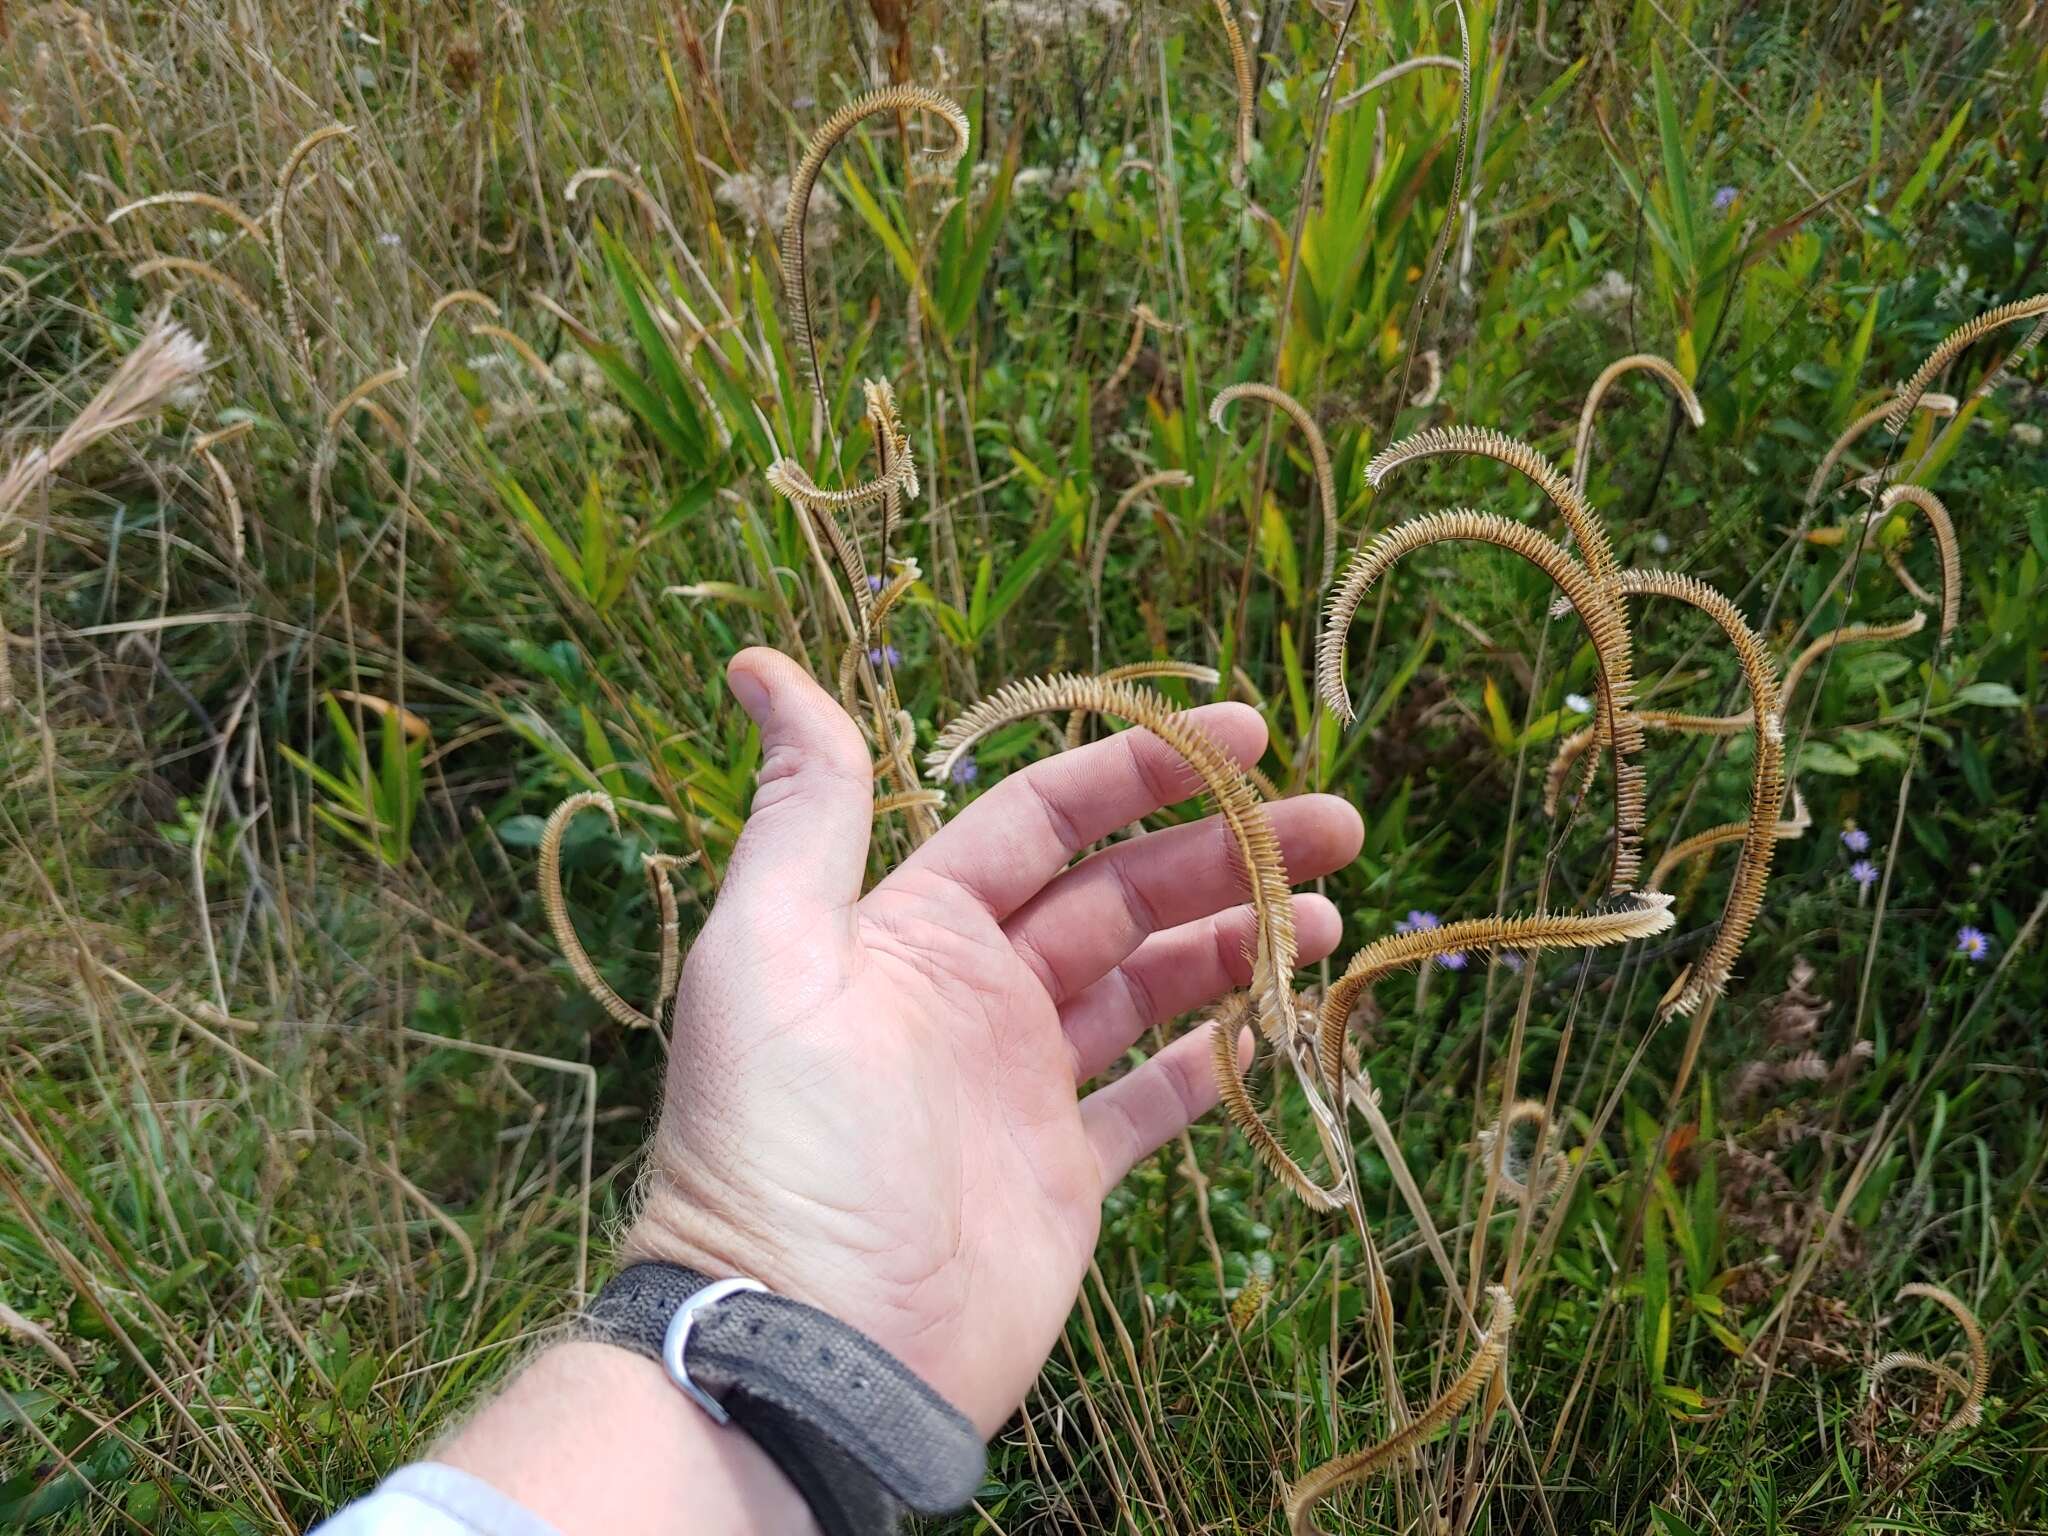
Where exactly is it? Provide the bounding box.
[278,743,364,814]
[1952,681,2022,709]
[1797,741,1861,776]
[596,225,709,460]
[1650,47,1697,281]
[1481,676,1516,751]
[578,474,608,604]
[837,161,924,306]
[977,507,1077,640]
[495,470,584,592]
[1892,102,1970,220]
[940,146,1016,337]
[580,706,627,798]
[1830,289,1882,430]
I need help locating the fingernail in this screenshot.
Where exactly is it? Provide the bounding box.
[727,663,770,720]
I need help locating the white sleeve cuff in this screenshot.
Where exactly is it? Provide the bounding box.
[310,1463,565,1536]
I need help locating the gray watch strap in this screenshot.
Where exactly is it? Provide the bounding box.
[583,1263,984,1534]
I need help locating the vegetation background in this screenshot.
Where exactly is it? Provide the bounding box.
[2,0,2045,1530]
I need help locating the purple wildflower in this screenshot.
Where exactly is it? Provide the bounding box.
[1500,951,1525,974]
[949,758,978,786]
[1393,910,1462,968]
[1712,185,1738,214]
[1841,826,1871,854]
[1848,859,1878,891]
[1955,925,1989,962]
[867,644,902,668]
[867,574,885,592]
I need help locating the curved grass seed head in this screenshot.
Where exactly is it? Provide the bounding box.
[782,87,969,404]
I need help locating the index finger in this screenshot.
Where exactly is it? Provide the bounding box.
[878,701,1269,921]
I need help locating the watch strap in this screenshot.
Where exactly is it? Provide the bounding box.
[583,1263,984,1533]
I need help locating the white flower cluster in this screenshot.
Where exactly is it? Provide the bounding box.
[988,0,1129,30]
[714,170,840,249]
[1573,269,1634,314]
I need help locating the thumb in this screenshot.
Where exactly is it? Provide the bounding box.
[721,647,873,911]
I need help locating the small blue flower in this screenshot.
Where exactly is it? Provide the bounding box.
[1394,910,1461,968]
[1848,859,1878,891]
[1564,693,1593,715]
[867,644,902,668]
[1955,925,1989,962]
[1841,826,1871,854]
[1500,951,1525,974]
[949,758,978,786]
[1712,185,1738,214]
[867,574,885,592]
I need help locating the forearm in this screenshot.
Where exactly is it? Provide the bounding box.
[437,1342,820,1536]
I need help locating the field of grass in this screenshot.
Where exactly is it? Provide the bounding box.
[3,0,2046,1530]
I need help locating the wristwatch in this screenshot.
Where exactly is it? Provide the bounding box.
[583,1263,985,1535]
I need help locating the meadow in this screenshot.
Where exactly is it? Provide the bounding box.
[2,0,2046,1530]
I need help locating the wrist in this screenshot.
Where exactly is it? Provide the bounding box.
[623,1192,1002,1437]
[439,1341,819,1536]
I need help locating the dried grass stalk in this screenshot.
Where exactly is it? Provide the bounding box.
[1063,660,1220,748]
[1314,896,1674,1089]
[537,792,657,1031]
[1283,1286,1516,1536]
[782,87,969,402]
[771,380,920,631]
[270,124,354,363]
[1647,788,1810,896]
[1475,1098,1562,1205]
[1571,352,1705,492]
[838,558,922,712]
[1806,393,1956,506]
[1549,611,1928,794]
[927,674,1293,1029]
[0,321,208,526]
[1887,293,2048,434]
[1089,468,1191,663]
[1368,427,1618,589]
[127,255,265,318]
[107,189,268,246]
[927,674,1351,1206]
[1617,571,1782,1019]
[1103,303,1174,397]
[642,852,696,1029]
[1406,0,1471,355]
[1212,383,1338,595]
[1870,1283,1989,1433]
[1212,0,1254,174]
[1334,54,1463,114]
[1875,485,1960,640]
[875,788,947,817]
[1320,508,1645,892]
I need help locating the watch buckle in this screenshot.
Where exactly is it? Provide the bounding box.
[661,1276,770,1424]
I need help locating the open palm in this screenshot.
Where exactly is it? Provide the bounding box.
[629,648,1360,1433]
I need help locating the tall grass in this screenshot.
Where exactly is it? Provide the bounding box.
[3,1,2046,1531]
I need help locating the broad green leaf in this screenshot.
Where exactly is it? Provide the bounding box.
[1953,681,2022,709]
[496,470,584,592]
[1797,741,1861,776]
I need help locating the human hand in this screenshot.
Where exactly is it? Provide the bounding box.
[625,648,1361,1435]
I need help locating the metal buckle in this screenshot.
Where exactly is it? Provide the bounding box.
[661,1277,769,1424]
